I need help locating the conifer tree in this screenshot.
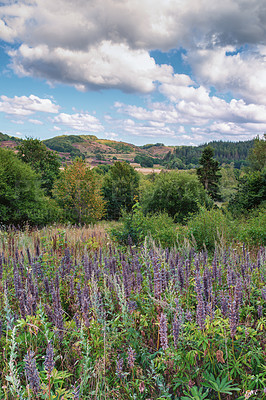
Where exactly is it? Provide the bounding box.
[197,146,221,200]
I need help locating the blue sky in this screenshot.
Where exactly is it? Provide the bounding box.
[1,0,266,146]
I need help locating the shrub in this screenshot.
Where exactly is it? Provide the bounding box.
[186,207,232,251]
[0,148,59,226]
[111,202,177,248]
[235,206,266,246]
[141,171,212,222]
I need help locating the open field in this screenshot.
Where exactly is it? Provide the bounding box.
[0,225,265,399]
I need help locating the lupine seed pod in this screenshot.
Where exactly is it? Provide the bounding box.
[24,350,40,395]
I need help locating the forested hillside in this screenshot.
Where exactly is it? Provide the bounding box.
[0,132,256,169]
[163,139,255,169]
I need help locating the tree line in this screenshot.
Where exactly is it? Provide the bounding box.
[0,135,265,227]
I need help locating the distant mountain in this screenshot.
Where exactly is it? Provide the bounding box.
[0,132,255,169]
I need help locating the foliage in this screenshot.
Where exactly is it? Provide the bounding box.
[17,137,61,196]
[248,134,266,171]
[186,207,233,251]
[102,161,140,220]
[111,202,177,247]
[141,171,212,222]
[134,154,157,167]
[219,163,238,202]
[234,206,266,246]
[53,158,105,224]
[0,148,59,225]
[43,135,85,158]
[197,146,221,200]
[0,225,265,399]
[228,169,266,215]
[163,139,254,169]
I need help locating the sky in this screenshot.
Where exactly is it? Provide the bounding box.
[0,0,266,146]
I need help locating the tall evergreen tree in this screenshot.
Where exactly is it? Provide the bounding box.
[197,146,221,200]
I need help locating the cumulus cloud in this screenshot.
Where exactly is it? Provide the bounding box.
[186,46,266,105]
[53,112,104,132]
[1,0,266,93]
[0,94,59,116]
[9,42,173,93]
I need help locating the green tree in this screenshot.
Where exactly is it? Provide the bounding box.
[102,161,140,219]
[54,158,105,224]
[0,148,58,225]
[197,146,221,200]
[248,134,266,171]
[17,137,61,196]
[228,169,266,215]
[141,171,212,222]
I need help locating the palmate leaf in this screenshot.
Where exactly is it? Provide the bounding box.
[181,386,210,400]
[203,371,240,395]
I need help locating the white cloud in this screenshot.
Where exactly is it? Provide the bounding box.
[0,94,59,116]
[53,112,104,132]
[186,46,266,105]
[2,0,266,94]
[29,118,43,125]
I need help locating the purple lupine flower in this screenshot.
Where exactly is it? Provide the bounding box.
[262,286,266,302]
[116,356,124,379]
[127,346,136,369]
[220,291,229,318]
[24,350,40,395]
[229,298,238,338]
[159,313,168,350]
[172,313,182,348]
[196,293,206,330]
[44,341,55,375]
[235,277,243,310]
[177,261,185,290]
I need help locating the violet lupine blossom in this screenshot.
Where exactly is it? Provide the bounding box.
[24,351,40,395]
[159,313,168,350]
[229,297,238,338]
[116,356,124,379]
[44,341,55,375]
[127,346,136,369]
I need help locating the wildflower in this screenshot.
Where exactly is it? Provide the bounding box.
[44,341,55,375]
[24,350,40,395]
[116,356,124,379]
[229,298,238,339]
[127,346,136,369]
[159,313,168,350]
[172,313,181,348]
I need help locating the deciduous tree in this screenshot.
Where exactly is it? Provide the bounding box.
[17,137,61,196]
[54,158,105,224]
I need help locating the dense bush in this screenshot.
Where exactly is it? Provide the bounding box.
[235,206,266,246]
[0,148,59,225]
[228,169,266,215]
[186,207,233,251]
[103,161,140,220]
[141,171,212,222]
[111,202,177,248]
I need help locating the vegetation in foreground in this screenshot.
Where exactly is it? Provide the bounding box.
[0,225,265,399]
